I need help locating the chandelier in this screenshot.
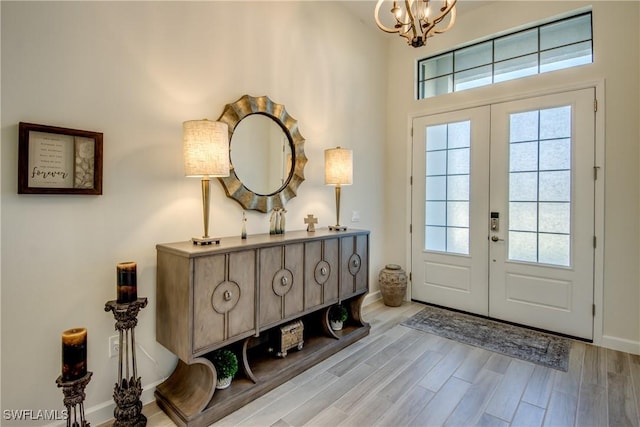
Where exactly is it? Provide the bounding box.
[374,0,457,48]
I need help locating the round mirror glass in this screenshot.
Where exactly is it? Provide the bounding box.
[230,115,292,196]
[217,94,307,213]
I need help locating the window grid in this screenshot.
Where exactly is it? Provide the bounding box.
[425,123,470,255]
[508,109,572,266]
[418,12,592,99]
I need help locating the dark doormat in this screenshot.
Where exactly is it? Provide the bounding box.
[401,305,571,371]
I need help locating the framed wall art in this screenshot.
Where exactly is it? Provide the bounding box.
[18,122,103,195]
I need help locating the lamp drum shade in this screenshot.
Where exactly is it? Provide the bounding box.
[183,120,230,177]
[324,147,353,185]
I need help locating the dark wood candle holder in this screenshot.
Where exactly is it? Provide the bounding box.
[104,298,148,427]
[56,371,92,427]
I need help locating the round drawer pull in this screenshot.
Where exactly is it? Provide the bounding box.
[320,267,328,276]
[352,259,360,268]
[281,276,288,286]
[224,290,233,301]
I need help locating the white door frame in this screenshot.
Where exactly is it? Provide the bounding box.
[405,80,605,345]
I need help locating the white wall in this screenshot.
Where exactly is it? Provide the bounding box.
[383,1,640,353]
[0,1,387,424]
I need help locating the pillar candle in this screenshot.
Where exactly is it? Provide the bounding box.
[61,328,87,381]
[117,262,137,303]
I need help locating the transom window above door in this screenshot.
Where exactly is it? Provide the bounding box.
[417,12,593,99]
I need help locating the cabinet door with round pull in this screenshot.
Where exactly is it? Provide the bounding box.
[304,238,339,310]
[193,250,256,355]
[340,233,369,299]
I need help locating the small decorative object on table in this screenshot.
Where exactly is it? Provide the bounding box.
[274,320,304,358]
[104,262,148,427]
[304,214,318,232]
[329,304,348,331]
[379,264,408,307]
[269,209,278,234]
[241,212,247,239]
[270,208,286,234]
[279,208,287,234]
[211,349,238,389]
[57,327,92,427]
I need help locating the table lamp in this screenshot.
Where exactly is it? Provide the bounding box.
[324,147,352,231]
[183,119,230,245]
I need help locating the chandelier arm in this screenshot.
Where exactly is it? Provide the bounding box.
[374,0,414,33]
[374,0,400,33]
[420,1,456,38]
[432,4,457,35]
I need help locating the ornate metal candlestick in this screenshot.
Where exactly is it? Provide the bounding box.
[56,372,92,427]
[104,298,148,427]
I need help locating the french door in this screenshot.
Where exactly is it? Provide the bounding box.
[411,88,595,339]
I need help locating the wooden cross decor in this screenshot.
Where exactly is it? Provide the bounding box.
[304,214,318,232]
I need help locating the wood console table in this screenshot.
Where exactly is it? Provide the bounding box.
[155,229,370,427]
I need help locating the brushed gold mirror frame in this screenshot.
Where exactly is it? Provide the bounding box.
[217,95,307,213]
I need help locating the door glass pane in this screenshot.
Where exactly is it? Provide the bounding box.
[448,148,470,174]
[426,176,446,200]
[447,202,469,227]
[424,120,471,254]
[510,111,539,142]
[426,124,448,150]
[540,138,570,170]
[510,141,538,172]
[539,171,570,201]
[509,172,538,201]
[448,175,469,200]
[539,202,570,233]
[448,121,471,148]
[508,106,572,266]
[426,150,447,175]
[447,228,469,255]
[509,231,537,262]
[540,106,571,139]
[425,201,446,226]
[510,202,537,231]
[539,234,570,265]
[425,226,446,251]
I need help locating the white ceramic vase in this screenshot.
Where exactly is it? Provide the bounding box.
[330,320,343,331]
[216,376,232,389]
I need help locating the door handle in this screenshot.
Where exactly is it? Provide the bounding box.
[491,235,504,242]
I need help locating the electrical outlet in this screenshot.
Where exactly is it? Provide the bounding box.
[351,211,361,222]
[109,335,119,358]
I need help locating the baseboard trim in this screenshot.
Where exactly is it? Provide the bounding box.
[600,335,640,355]
[54,379,164,427]
[363,290,381,306]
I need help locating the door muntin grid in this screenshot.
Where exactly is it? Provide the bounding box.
[424,121,471,255]
[508,105,572,266]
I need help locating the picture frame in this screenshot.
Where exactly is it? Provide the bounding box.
[18,122,103,195]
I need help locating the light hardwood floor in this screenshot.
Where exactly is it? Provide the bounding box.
[138,300,640,427]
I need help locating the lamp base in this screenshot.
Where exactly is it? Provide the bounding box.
[329,225,347,231]
[192,236,221,245]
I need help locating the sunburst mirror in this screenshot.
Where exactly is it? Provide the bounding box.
[217,95,307,213]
